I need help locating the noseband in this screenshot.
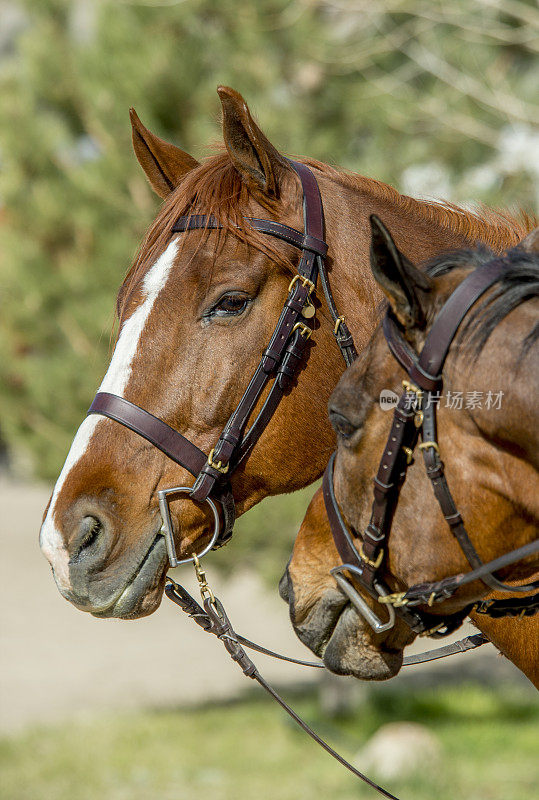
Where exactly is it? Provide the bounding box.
[325,254,539,637]
[88,161,356,565]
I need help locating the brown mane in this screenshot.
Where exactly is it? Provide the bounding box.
[118,152,537,316]
[301,157,536,250]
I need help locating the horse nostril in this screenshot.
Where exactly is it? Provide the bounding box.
[75,515,104,558]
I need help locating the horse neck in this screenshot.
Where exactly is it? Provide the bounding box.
[319,172,525,351]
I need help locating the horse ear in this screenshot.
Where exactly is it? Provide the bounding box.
[130,108,199,199]
[369,215,431,329]
[217,86,290,198]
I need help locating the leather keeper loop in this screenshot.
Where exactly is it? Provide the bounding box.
[373,476,394,493]
[261,348,281,372]
[426,464,445,480]
[285,296,308,314]
[364,523,384,544]
[408,364,442,392]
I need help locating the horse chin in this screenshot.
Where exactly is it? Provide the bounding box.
[292,590,403,681]
[90,535,169,620]
[322,605,403,681]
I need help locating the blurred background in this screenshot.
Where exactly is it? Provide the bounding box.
[0,2,537,799]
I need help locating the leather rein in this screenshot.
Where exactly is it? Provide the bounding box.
[324,255,539,639]
[87,160,356,565]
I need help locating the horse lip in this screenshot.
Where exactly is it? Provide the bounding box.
[321,604,404,679]
[90,533,168,618]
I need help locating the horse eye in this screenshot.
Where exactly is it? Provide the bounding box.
[212,293,250,317]
[329,410,358,440]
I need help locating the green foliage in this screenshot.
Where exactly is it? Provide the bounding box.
[1,682,537,799]
[0,0,537,489]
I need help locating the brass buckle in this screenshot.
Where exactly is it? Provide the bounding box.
[473,598,495,615]
[334,315,345,335]
[402,379,423,400]
[418,441,440,455]
[292,321,312,339]
[208,448,229,474]
[377,591,409,607]
[288,274,315,295]
[402,446,414,465]
[359,542,384,569]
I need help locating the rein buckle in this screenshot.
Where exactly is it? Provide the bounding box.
[334,315,345,335]
[402,446,414,465]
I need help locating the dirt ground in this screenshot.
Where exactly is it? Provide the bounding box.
[0,477,532,734]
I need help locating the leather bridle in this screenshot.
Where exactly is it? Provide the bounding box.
[88,160,356,565]
[324,254,539,638]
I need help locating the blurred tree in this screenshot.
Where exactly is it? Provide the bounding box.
[0,2,537,575]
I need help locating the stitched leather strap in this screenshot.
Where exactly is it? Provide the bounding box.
[87,392,237,540]
[89,393,207,473]
[417,257,508,383]
[171,215,328,257]
[383,258,510,391]
[165,579,401,800]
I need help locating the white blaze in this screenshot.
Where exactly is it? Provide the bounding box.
[39,239,180,587]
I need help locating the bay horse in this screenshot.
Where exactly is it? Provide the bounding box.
[282,218,539,686]
[40,86,534,630]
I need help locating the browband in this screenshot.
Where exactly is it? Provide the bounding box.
[171,214,328,257]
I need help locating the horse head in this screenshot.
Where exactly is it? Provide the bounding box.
[40,87,380,619]
[283,218,539,679]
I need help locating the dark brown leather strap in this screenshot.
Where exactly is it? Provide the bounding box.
[165,578,488,668]
[171,214,328,257]
[382,314,422,382]
[165,579,401,800]
[322,452,466,636]
[88,392,237,539]
[417,257,508,384]
[88,393,207,474]
[419,399,539,597]
[404,542,539,605]
[190,160,329,502]
[383,258,510,391]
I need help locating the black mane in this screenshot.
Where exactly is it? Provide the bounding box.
[423,244,539,363]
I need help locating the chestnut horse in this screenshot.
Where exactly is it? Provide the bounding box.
[282,220,539,686]
[40,86,533,628]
